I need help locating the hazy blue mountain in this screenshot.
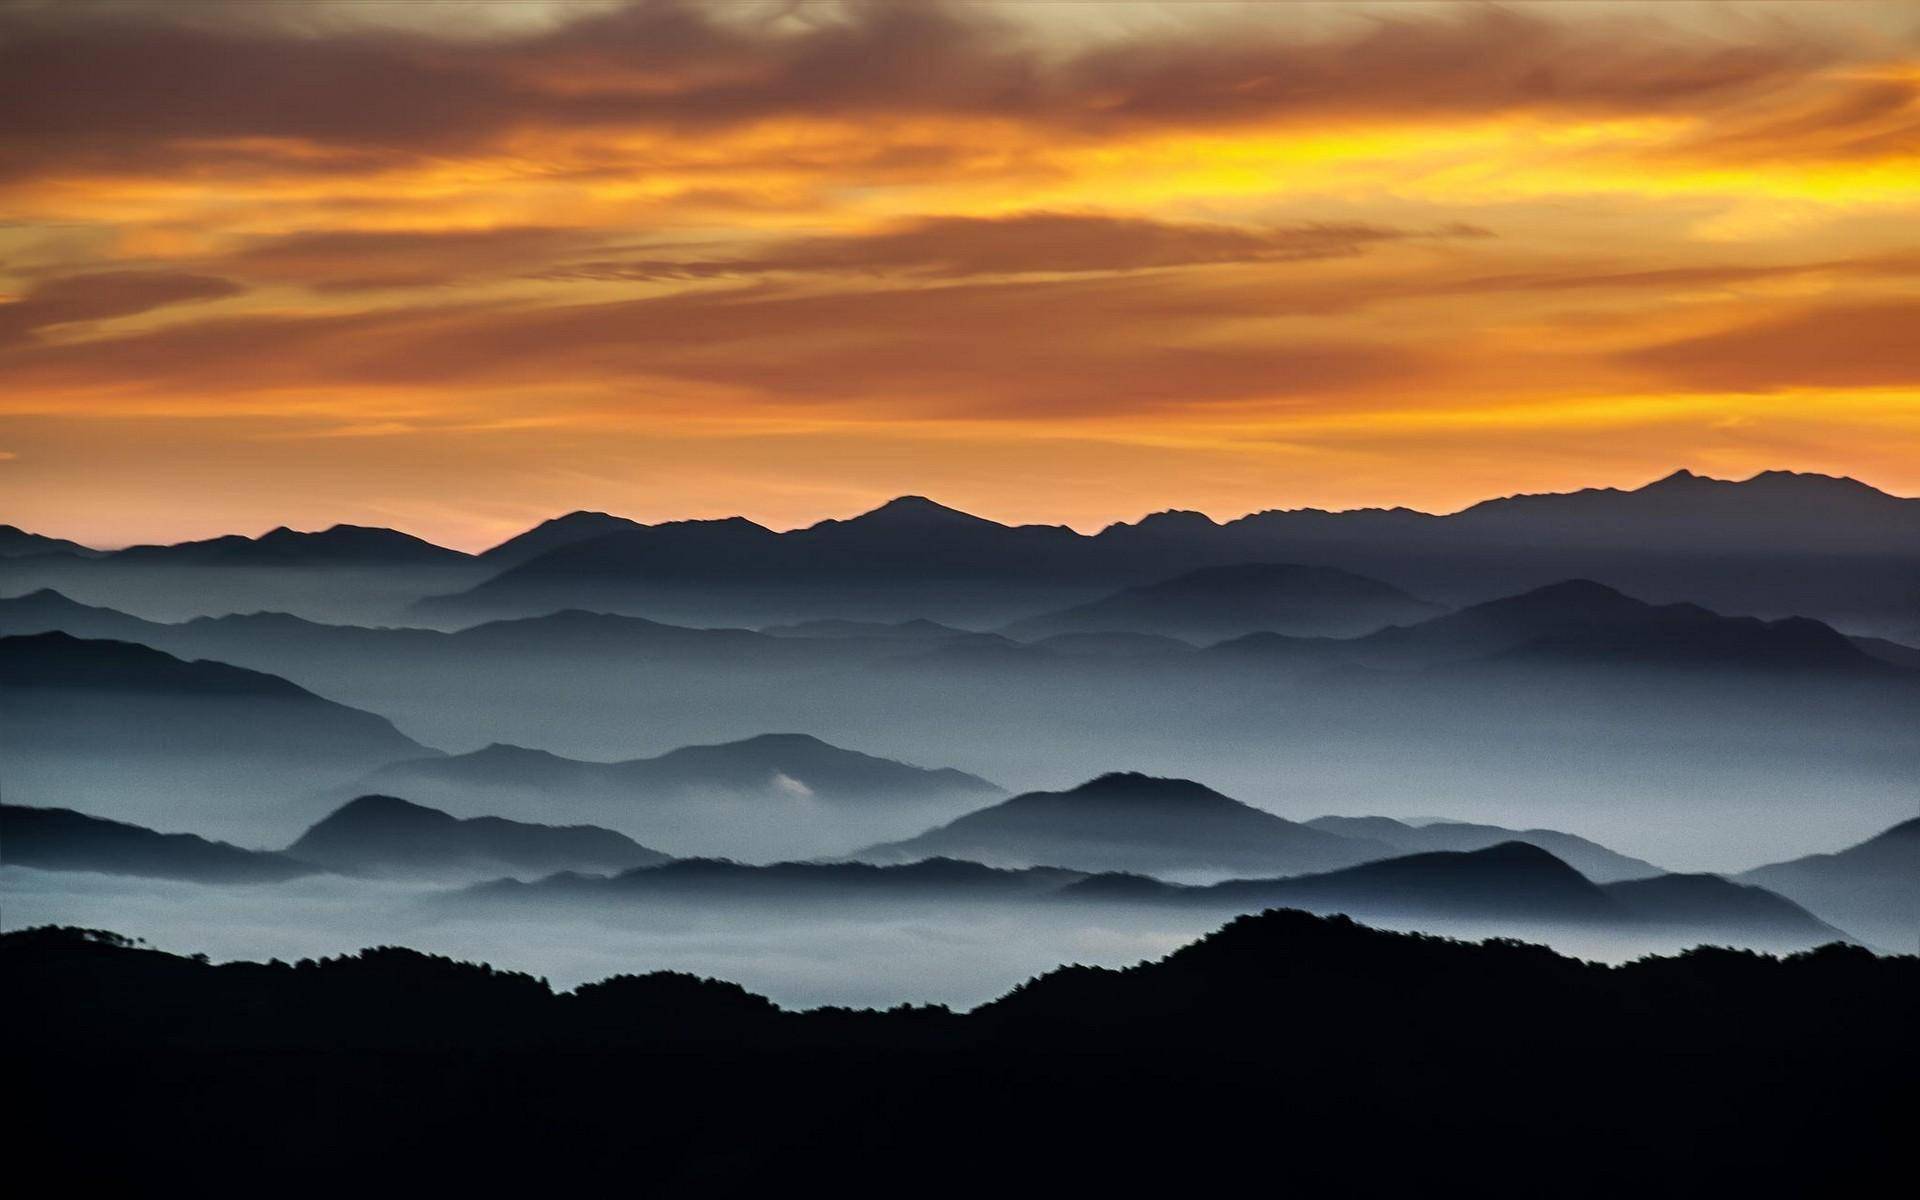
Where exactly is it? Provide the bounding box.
[1186,842,1619,923]
[1305,815,1663,883]
[0,803,317,883]
[852,772,1388,877]
[760,617,973,640]
[1600,873,1849,946]
[1028,631,1198,657]
[286,794,669,880]
[459,855,1086,911]
[1002,562,1441,643]
[0,631,434,841]
[1069,842,1844,951]
[1850,635,1920,670]
[355,733,1004,860]
[1737,817,1920,953]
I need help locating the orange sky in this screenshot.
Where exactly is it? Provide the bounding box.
[2,1,1917,550]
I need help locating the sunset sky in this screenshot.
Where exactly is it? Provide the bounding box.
[2,0,1917,550]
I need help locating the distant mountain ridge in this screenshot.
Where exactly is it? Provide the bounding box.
[0,525,101,559]
[355,732,1004,860]
[1001,561,1441,643]
[0,804,317,884]
[107,523,471,567]
[397,469,1920,633]
[0,631,435,841]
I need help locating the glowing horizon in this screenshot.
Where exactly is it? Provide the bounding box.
[4,1,1917,550]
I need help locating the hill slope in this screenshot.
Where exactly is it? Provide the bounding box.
[1003,562,1440,643]
[853,772,1387,877]
[1738,817,1920,952]
[0,804,316,884]
[286,795,669,880]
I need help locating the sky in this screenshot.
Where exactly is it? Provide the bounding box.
[1,0,1917,550]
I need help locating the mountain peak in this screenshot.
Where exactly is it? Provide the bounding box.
[1067,772,1237,806]
[1644,468,1705,489]
[845,495,996,528]
[326,794,447,822]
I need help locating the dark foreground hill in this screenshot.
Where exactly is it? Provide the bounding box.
[7,913,1912,1191]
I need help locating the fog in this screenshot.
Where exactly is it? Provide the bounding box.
[2,866,1810,1009]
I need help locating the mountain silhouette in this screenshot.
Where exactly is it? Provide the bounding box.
[1003,561,1441,643]
[461,855,1086,910]
[1305,814,1663,883]
[400,470,1920,635]
[477,510,646,569]
[1600,873,1848,946]
[1738,817,1920,953]
[9,909,1907,1190]
[0,803,317,883]
[108,523,470,567]
[285,794,669,880]
[852,772,1387,876]
[0,524,101,560]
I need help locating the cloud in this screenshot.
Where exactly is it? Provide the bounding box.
[223,227,602,290]
[0,270,242,345]
[0,268,1432,418]
[1619,300,1920,391]
[0,2,1848,186]
[539,212,1491,281]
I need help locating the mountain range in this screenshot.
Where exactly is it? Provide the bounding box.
[355,733,1003,860]
[1000,561,1441,642]
[8,469,1915,636]
[397,470,1920,635]
[4,794,670,883]
[0,631,432,840]
[3,781,1875,957]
